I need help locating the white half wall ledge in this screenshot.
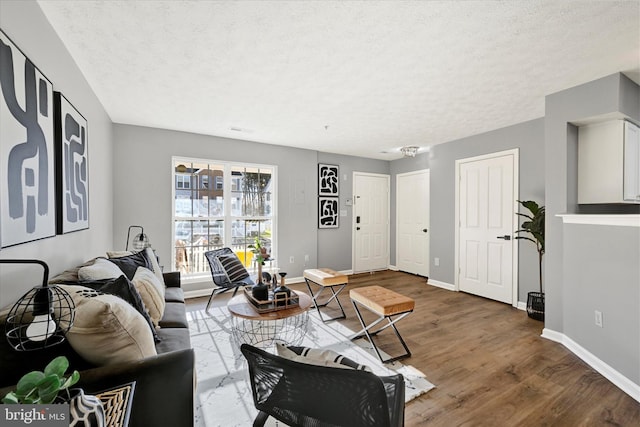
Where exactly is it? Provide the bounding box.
[542,328,640,403]
[557,214,640,227]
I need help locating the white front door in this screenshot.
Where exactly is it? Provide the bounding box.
[353,172,390,273]
[396,170,430,277]
[457,150,518,305]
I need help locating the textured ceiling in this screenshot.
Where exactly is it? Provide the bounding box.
[37,0,640,160]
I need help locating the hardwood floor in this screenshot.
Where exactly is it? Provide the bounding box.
[189,270,640,426]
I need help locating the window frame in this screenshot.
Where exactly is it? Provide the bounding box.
[171,156,277,281]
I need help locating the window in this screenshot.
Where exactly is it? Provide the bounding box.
[175,174,191,189]
[172,158,276,278]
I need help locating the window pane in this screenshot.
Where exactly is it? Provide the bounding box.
[231,166,273,216]
[175,162,193,217]
[209,219,224,247]
[207,166,224,216]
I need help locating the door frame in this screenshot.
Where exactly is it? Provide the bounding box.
[395,169,430,276]
[454,148,519,307]
[352,171,391,273]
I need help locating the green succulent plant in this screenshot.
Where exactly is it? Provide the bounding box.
[515,200,545,293]
[2,356,80,404]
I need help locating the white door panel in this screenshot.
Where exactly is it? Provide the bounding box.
[396,170,430,276]
[458,151,517,304]
[354,173,389,273]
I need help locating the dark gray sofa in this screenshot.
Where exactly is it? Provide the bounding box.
[0,270,195,427]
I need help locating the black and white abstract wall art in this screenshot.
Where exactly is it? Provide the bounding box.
[318,163,339,196]
[54,92,89,234]
[0,30,56,248]
[318,197,339,229]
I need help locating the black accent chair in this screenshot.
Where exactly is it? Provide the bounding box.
[240,344,405,427]
[204,247,254,312]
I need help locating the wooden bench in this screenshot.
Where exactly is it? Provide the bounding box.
[349,285,414,363]
[303,268,348,322]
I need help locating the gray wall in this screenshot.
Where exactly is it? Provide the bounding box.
[544,73,639,332]
[563,223,640,384]
[544,73,640,386]
[316,153,389,271]
[0,1,114,308]
[418,118,545,301]
[112,125,388,291]
[113,125,316,291]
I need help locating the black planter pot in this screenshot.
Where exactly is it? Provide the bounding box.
[527,291,545,321]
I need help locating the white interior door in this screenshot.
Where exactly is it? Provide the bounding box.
[396,170,430,277]
[353,173,389,273]
[457,150,518,305]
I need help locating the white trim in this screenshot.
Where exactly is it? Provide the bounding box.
[388,264,399,271]
[184,271,353,300]
[427,279,456,291]
[542,328,640,403]
[557,214,640,227]
[184,289,213,299]
[454,148,520,307]
[516,301,527,311]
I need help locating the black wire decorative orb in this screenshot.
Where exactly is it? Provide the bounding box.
[5,285,75,351]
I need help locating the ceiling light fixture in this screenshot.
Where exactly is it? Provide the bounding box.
[400,146,419,157]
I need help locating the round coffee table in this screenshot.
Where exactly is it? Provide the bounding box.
[227,290,312,348]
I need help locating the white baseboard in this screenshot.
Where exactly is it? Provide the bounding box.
[427,279,455,291]
[516,301,527,311]
[388,264,399,271]
[184,288,213,299]
[542,328,640,403]
[184,272,336,299]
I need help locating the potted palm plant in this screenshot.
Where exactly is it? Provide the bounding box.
[515,200,545,321]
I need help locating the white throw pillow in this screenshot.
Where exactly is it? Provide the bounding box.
[78,258,124,281]
[144,248,165,286]
[58,285,157,366]
[131,267,166,327]
[275,343,372,372]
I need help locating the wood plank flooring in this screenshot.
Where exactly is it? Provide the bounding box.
[189,270,640,426]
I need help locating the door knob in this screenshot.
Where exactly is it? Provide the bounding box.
[356,227,361,231]
[496,235,511,240]
[422,229,428,233]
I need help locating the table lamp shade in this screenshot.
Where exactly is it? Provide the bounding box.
[1,259,75,351]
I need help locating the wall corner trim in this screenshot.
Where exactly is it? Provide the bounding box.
[542,328,640,403]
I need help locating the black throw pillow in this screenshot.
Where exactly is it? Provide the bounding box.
[107,250,152,280]
[66,275,161,343]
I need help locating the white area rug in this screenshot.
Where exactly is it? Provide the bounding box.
[189,302,435,427]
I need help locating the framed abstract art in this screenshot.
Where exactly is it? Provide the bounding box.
[54,92,89,234]
[318,197,339,229]
[0,30,56,247]
[318,163,339,196]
